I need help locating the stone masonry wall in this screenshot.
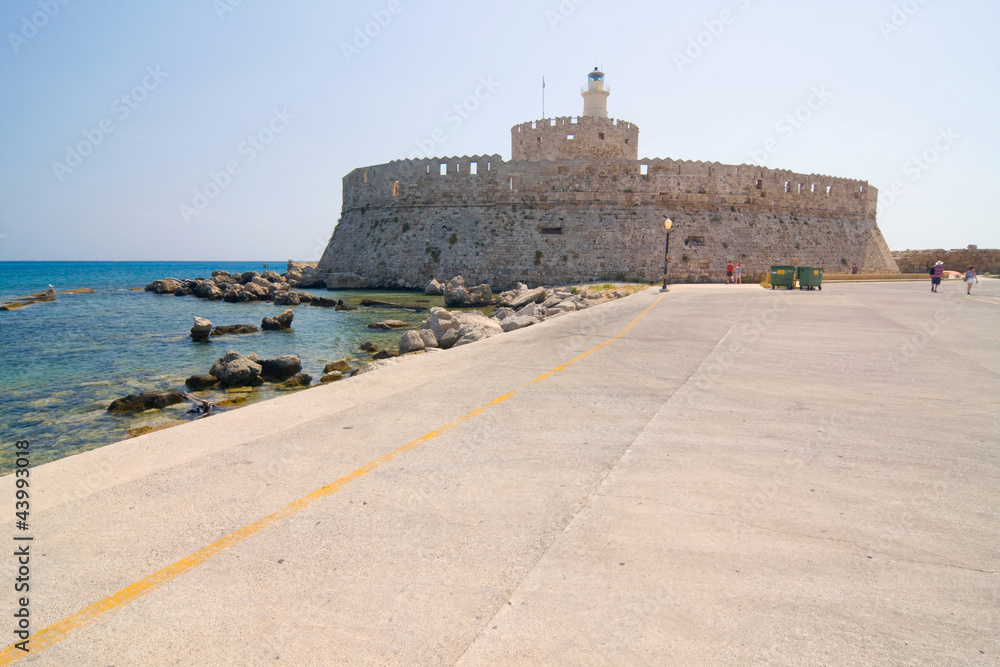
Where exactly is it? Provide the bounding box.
[318,155,896,289]
[511,116,638,162]
[893,249,1000,275]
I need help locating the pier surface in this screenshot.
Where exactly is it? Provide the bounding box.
[4,281,998,665]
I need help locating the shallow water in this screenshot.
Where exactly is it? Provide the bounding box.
[0,262,444,473]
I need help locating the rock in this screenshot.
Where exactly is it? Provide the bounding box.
[210,324,258,336]
[261,270,284,283]
[212,275,234,287]
[310,296,340,307]
[205,285,223,301]
[453,313,504,347]
[420,307,461,342]
[500,315,539,332]
[438,328,461,349]
[507,287,548,310]
[236,290,260,303]
[320,371,343,383]
[515,302,546,319]
[185,374,218,391]
[209,351,264,387]
[247,353,260,362]
[334,301,357,311]
[190,317,213,340]
[278,372,312,389]
[555,299,578,312]
[372,349,398,360]
[360,341,378,353]
[211,270,231,278]
[289,266,325,288]
[419,329,437,348]
[491,307,515,321]
[259,355,302,382]
[107,389,185,414]
[296,292,313,303]
[261,309,294,331]
[325,272,370,290]
[223,289,240,303]
[174,287,194,297]
[144,278,183,294]
[243,282,271,300]
[236,271,259,284]
[368,320,410,330]
[424,278,443,295]
[443,277,492,307]
[324,360,352,373]
[272,291,300,306]
[398,330,428,354]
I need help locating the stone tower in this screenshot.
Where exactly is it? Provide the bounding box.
[581,67,610,118]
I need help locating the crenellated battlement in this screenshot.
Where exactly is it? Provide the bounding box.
[511,116,638,162]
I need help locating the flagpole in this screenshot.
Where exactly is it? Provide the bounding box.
[542,76,546,118]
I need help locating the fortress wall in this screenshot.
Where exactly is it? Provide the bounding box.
[892,248,1000,274]
[320,156,895,289]
[511,116,638,162]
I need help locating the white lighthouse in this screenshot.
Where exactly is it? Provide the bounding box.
[581,67,610,118]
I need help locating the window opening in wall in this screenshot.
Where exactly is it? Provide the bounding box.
[470,161,478,175]
[624,138,629,145]
[550,119,556,126]
[599,132,605,140]
[826,185,832,195]
[440,163,447,176]
[509,176,515,191]
[859,185,865,193]
[567,134,575,140]
[811,183,816,193]
[755,179,763,190]
[640,164,649,176]
[784,181,790,193]
[532,121,536,129]
[571,116,578,124]
[797,183,802,194]
[392,180,400,196]
[540,227,563,235]
[487,161,491,171]
[363,169,368,183]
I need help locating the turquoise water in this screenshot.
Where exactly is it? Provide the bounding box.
[0,262,441,473]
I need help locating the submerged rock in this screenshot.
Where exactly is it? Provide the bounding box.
[209,351,264,387]
[107,389,186,414]
[261,309,294,331]
[320,371,343,383]
[324,360,353,373]
[278,372,312,388]
[367,320,410,330]
[190,317,213,341]
[185,374,218,391]
[259,355,302,382]
[210,324,258,336]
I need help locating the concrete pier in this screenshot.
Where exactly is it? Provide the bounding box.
[3,280,998,665]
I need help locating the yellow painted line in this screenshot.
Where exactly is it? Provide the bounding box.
[0,294,667,664]
[967,296,1000,306]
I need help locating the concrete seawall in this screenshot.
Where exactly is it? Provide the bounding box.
[3,281,997,664]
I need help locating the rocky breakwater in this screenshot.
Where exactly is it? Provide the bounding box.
[144,268,349,308]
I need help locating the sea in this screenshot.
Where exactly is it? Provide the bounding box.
[0,262,443,474]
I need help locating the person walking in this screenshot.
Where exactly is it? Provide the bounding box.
[965,266,978,295]
[726,261,734,284]
[735,263,743,284]
[930,261,944,292]
[851,262,858,274]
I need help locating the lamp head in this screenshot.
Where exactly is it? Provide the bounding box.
[664,219,673,231]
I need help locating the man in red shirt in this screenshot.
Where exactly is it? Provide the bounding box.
[930,261,944,292]
[726,261,734,284]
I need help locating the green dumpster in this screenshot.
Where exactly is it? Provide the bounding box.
[797,267,824,290]
[770,265,795,289]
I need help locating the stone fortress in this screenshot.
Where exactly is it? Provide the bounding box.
[318,68,898,288]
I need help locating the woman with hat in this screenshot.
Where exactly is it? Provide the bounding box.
[930,261,944,292]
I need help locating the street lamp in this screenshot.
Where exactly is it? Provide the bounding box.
[661,218,673,291]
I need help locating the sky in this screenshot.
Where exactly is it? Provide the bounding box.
[1,0,997,261]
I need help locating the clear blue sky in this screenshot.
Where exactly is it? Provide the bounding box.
[1,0,997,261]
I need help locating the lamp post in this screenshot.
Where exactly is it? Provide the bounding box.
[661,218,673,291]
